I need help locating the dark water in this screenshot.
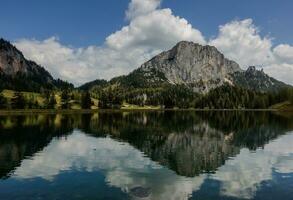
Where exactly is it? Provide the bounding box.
[0,111,293,200]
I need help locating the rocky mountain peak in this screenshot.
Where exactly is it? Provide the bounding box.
[79,40,290,94]
[246,66,266,76]
[173,41,218,54]
[247,66,256,71]
[140,41,242,93]
[0,38,22,55]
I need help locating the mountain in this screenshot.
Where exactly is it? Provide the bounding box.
[83,41,289,93]
[1,36,288,95]
[0,38,73,92]
[231,66,288,92]
[133,41,242,93]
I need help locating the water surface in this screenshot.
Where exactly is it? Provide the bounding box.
[0,111,292,200]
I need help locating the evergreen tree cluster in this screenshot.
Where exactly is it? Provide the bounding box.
[0,83,292,110]
[96,84,293,110]
[0,89,93,110]
[98,88,123,109]
[194,85,270,109]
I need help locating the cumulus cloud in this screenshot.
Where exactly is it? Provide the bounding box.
[126,0,161,20]
[212,131,293,199]
[14,0,205,86]
[15,37,158,85]
[107,9,205,51]
[274,44,293,64]
[265,63,293,85]
[13,130,206,200]
[209,19,274,67]
[10,129,293,199]
[209,19,293,85]
[13,1,293,85]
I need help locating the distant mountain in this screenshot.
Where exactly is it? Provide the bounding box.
[231,66,288,92]
[82,41,289,93]
[0,38,73,92]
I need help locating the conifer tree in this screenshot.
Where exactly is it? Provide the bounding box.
[47,94,57,109]
[61,90,70,109]
[11,92,26,109]
[0,93,7,109]
[81,92,92,109]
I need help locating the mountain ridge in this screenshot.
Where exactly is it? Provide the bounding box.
[0,37,290,94]
[0,38,73,91]
[82,41,289,93]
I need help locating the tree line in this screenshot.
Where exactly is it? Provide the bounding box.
[0,90,93,109]
[1,84,292,109]
[97,84,293,109]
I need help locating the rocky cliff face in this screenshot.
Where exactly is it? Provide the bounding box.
[0,38,73,91]
[140,41,242,93]
[0,38,53,79]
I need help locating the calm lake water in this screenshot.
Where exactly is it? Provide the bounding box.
[0,111,292,200]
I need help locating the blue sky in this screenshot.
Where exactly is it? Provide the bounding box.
[1,0,292,47]
[1,0,292,85]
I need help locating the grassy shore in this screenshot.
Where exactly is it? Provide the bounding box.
[0,101,292,115]
[0,108,292,116]
[270,101,293,111]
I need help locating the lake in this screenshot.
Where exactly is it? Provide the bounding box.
[0,111,292,200]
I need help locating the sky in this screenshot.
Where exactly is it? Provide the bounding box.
[0,0,293,85]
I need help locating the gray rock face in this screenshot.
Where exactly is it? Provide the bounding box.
[140,41,242,93]
[0,38,52,80]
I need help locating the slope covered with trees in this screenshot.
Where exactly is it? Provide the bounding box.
[0,37,292,110]
[0,38,73,92]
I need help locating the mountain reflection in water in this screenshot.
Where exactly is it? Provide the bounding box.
[0,111,292,200]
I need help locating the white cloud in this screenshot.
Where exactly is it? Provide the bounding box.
[209,19,274,67]
[126,0,161,20]
[209,18,293,85]
[10,128,293,199]
[14,1,205,86]
[265,63,293,85]
[212,131,293,199]
[12,130,206,200]
[13,1,293,86]
[15,37,155,85]
[107,9,205,51]
[274,44,293,64]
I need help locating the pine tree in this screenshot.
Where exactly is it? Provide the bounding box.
[81,92,92,109]
[47,94,57,109]
[61,90,70,109]
[290,89,293,104]
[0,93,7,109]
[11,92,26,109]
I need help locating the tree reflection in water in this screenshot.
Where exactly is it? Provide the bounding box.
[0,111,292,200]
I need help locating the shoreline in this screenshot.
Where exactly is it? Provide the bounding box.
[0,108,291,115]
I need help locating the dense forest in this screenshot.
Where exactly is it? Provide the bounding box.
[1,83,292,110]
[0,89,93,110]
[95,84,293,109]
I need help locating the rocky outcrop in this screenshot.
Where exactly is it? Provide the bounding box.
[231,66,288,92]
[140,41,242,93]
[118,41,289,93]
[0,38,73,91]
[0,38,53,79]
